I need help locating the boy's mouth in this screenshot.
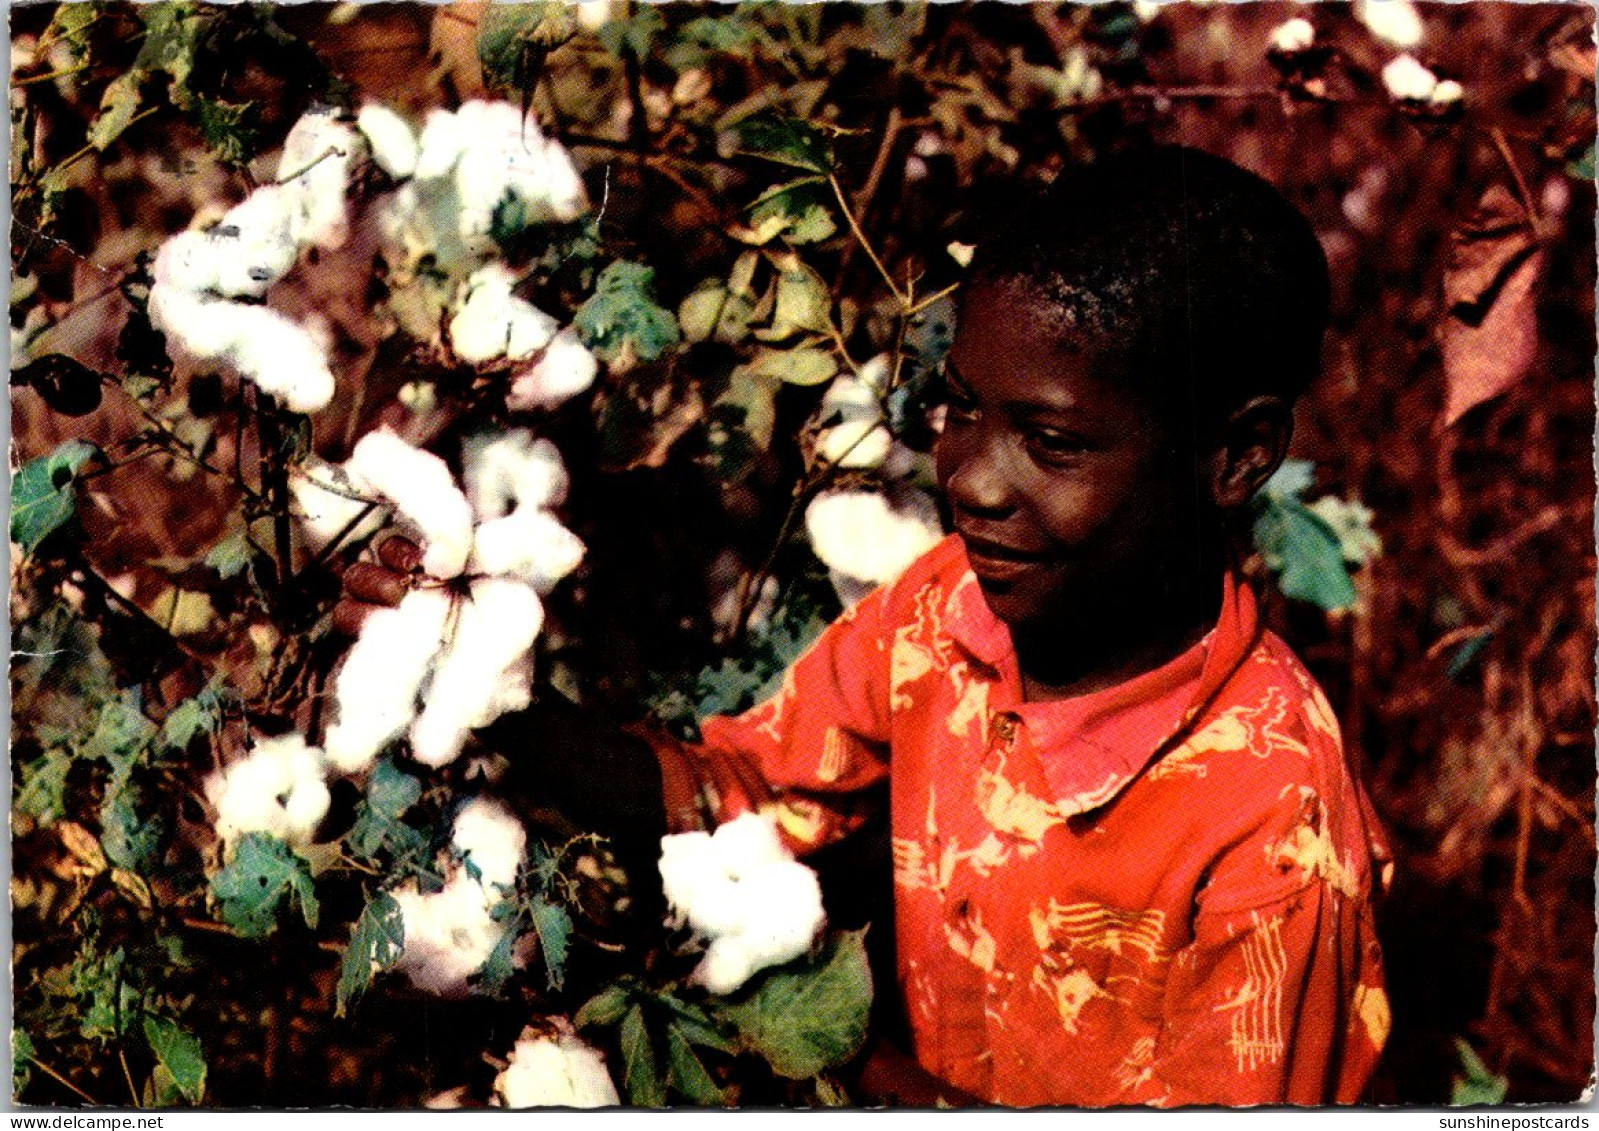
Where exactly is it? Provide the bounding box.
[957,532,1049,579]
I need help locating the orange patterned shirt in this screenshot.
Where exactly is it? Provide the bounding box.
[690,535,1391,1106]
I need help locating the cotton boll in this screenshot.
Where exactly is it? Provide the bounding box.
[152,229,224,294]
[1381,54,1438,102]
[1357,0,1423,49]
[208,733,331,847]
[211,186,301,298]
[495,1024,620,1109]
[452,798,526,894]
[277,107,358,250]
[358,103,420,180]
[148,285,237,360]
[1269,17,1315,54]
[325,588,452,773]
[410,578,544,767]
[414,108,467,181]
[804,487,943,587]
[290,458,387,550]
[816,369,892,470]
[470,510,585,594]
[222,303,337,413]
[695,860,824,994]
[1429,79,1464,107]
[657,831,745,937]
[391,870,506,997]
[461,431,569,519]
[450,266,558,364]
[711,811,789,873]
[347,430,475,578]
[506,328,598,411]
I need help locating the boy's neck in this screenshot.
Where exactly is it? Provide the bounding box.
[1011,571,1223,703]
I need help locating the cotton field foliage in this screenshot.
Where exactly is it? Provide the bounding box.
[658,813,826,995]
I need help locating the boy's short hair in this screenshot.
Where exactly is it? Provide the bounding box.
[970,145,1331,427]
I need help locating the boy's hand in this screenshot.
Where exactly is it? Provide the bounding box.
[854,1040,983,1108]
[332,534,425,635]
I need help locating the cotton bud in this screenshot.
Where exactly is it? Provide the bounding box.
[450,265,559,365]
[659,813,826,994]
[410,578,544,767]
[805,486,943,588]
[462,431,569,519]
[277,106,358,250]
[1269,18,1315,54]
[506,328,599,411]
[211,185,300,298]
[326,587,452,773]
[1357,0,1423,50]
[358,103,420,180]
[208,733,331,848]
[347,430,476,579]
[495,1022,620,1109]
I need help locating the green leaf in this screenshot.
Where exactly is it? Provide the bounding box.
[193,97,259,166]
[1451,1038,1508,1105]
[475,904,520,997]
[732,115,833,174]
[1567,141,1594,182]
[718,929,872,1079]
[528,898,572,991]
[15,749,72,826]
[619,1004,666,1107]
[574,260,682,364]
[87,71,144,151]
[100,780,163,873]
[479,3,574,90]
[12,1029,34,1097]
[745,346,837,387]
[1252,497,1358,613]
[714,367,780,456]
[661,995,736,1054]
[336,893,405,1017]
[210,832,320,938]
[596,6,665,59]
[135,2,202,94]
[44,3,100,62]
[160,683,224,751]
[1446,629,1495,682]
[347,760,426,863]
[665,1021,724,1105]
[69,946,139,1042]
[141,1015,206,1105]
[82,692,158,763]
[748,178,836,245]
[679,282,730,344]
[10,440,99,554]
[576,984,633,1029]
[757,262,832,341]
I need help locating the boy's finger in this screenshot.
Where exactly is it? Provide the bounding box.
[345,561,410,607]
[376,535,425,574]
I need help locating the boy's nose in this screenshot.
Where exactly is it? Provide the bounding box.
[939,437,1014,518]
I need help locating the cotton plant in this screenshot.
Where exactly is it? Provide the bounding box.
[147,106,362,414]
[493,1021,620,1109]
[658,812,826,995]
[391,798,529,997]
[206,733,332,849]
[449,264,599,411]
[314,427,585,772]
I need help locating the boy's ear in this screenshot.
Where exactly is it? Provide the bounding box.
[1207,396,1293,510]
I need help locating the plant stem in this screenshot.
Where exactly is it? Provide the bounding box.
[24,1053,100,1105]
[829,172,904,305]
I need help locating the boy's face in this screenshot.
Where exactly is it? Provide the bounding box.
[934,279,1205,636]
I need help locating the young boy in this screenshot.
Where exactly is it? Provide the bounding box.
[652,145,1391,1106]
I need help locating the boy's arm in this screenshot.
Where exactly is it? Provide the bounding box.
[1121,832,1387,1106]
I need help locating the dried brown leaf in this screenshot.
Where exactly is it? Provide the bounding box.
[1440,248,1543,427]
[1443,184,1537,311]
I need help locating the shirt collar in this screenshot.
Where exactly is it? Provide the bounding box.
[942,549,1262,817]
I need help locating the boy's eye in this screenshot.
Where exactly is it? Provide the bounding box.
[1025,427,1090,464]
[941,371,980,421]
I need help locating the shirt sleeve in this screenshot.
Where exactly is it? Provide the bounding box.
[1120,778,1390,1107]
[654,584,897,851]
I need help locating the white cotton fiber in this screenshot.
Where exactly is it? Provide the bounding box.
[506,328,598,411]
[211,185,301,298]
[657,813,826,994]
[347,430,476,579]
[325,587,452,773]
[276,107,358,250]
[207,732,331,848]
[414,108,466,181]
[289,459,387,550]
[391,870,507,997]
[461,431,569,519]
[495,1024,620,1109]
[149,284,235,360]
[410,578,544,767]
[222,303,337,413]
[449,265,559,365]
[816,363,892,470]
[357,102,420,180]
[452,797,526,894]
[152,229,224,294]
[470,509,585,594]
[1381,54,1438,102]
[804,487,942,587]
[452,101,588,240]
